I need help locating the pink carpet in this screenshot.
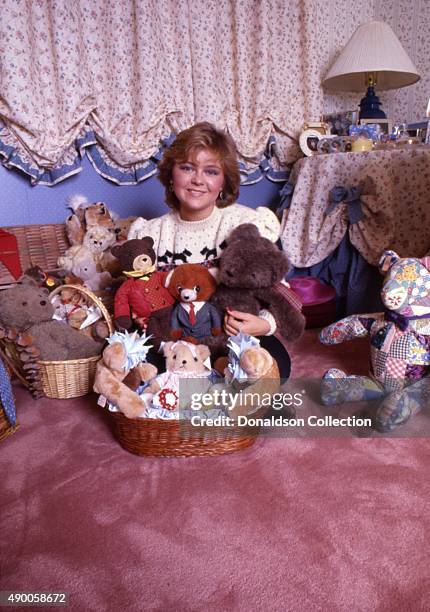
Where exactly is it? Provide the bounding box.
[1,330,430,611]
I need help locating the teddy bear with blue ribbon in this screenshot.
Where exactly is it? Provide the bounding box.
[319,250,430,431]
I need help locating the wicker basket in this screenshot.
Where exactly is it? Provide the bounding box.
[36,284,114,399]
[105,355,280,458]
[109,411,261,457]
[0,223,69,287]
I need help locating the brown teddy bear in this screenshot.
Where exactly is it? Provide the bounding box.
[111,237,175,332]
[164,263,222,343]
[93,334,157,418]
[211,224,305,343]
[0,278,101,361]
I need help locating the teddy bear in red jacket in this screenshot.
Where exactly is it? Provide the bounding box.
[112,237,175,331]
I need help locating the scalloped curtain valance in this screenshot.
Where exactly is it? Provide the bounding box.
[0,0,327,186]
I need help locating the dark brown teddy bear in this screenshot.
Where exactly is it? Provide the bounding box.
[210,224,305,343]
[0,279,101,361]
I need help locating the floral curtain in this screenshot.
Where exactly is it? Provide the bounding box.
[0,0,330,186]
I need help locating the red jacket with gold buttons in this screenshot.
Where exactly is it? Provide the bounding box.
[114,271,175,324]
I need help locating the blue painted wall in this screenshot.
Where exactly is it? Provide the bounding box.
[0,155,283,227]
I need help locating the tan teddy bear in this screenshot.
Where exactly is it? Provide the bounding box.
[143,341,212,413]
[93,336,158,419]
[216,345,280,418]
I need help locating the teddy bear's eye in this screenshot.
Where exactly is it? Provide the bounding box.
[194,285,200,293]
[194,357,198,362]
[177,286,182,292]
[173,354,177,360]
[22,301,27,306]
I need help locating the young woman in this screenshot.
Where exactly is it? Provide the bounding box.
[128,121,281,339]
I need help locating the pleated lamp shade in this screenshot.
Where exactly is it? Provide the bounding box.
[322,21,420,92]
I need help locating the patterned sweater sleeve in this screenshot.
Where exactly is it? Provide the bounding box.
[236,205,280,242]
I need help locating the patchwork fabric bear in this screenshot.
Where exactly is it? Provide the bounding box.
[319,250,430,431]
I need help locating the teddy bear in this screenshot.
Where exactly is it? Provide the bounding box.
[111,237,175,332]
[93,331,158,419]
[210,224,305,344]
[82,225,118,274]
[0,278,101,361]
[57,245,113,291]
[162,263,222,343]
[141,340,214,417]
[213,333,281,418]
[319,250,430,431]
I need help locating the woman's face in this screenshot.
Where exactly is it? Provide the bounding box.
[171,148,225,221]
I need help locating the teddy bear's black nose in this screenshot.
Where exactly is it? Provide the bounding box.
[182,360,187,365]
[40,300,46,306]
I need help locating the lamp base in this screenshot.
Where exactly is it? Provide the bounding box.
[359,85,386,120]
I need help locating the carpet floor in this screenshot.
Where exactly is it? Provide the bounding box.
[1,329,429,612]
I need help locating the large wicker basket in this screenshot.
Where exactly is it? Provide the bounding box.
[38,284,114,399]
[0,284,113,399]
[109,411,261,457]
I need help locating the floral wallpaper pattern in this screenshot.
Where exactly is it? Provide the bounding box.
[0,0,428,185]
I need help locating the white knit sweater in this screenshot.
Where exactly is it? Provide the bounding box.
[127,203,280,267]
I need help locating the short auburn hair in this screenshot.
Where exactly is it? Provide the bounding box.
[158,122,241,210]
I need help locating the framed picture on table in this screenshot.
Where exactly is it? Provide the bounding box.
[359,118,392,136]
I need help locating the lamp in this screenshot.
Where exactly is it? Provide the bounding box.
[322,21,420,120]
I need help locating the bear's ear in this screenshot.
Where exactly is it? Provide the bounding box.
[141,236,154,249]
[164,268,175,288]
[162,341,175,356]
[378,250,400,274]
[228,223,260,242]
[111,244,122,259]
[195,344,210,362]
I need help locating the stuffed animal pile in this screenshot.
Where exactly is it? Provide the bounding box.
[58,195,136,286]
[93,332,280,421]
[319,250,430,431]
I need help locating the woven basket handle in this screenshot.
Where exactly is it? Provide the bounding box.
[50,284,114,335]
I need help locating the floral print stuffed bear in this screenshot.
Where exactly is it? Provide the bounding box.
[319,250,430,431]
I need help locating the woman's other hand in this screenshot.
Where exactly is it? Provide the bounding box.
[224,309,270,337]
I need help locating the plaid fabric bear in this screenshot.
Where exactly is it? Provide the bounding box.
[319,250,430,431]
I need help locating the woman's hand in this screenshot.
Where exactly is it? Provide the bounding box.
[224,309,270,337]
